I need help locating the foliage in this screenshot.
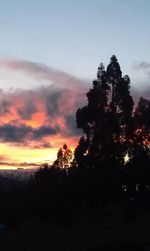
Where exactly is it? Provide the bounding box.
[53,143,73,169]
[75,56,149,175]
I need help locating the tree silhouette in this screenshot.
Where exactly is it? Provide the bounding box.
[134,97,150,146]
[126,97,150,192]
[53,143,73,169]
[75,56,134,171]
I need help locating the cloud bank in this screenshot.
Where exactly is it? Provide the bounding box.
[0,58,87,90]
[132,61,150,102]
[0,58,89,150]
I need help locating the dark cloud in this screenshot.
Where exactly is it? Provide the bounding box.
[65,114,82,136]
[0,100,11,115]
[33,126,57,140]
[0,124,32,142]
[44,87,84,118]
[46,91,62,117]
[17,101,37,120]
[0,124,58,143]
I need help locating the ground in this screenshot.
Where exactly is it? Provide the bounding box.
[1,209,150,251]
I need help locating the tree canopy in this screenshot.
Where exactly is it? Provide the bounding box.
[53,143,73,169]
[75,56,150,173]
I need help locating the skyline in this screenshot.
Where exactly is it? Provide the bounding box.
[0,0,149,168]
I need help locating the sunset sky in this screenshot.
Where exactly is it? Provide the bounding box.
[0,0,150,169]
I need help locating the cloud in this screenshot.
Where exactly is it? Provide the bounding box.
[132,88,150,104]
[131,61,150,103]
[0,58,90,150]
[134,61,150,71]
[0,58,89,149]
[17,101,37,120]
[31,142,52,149]
[0,155,11,162]
[33,126,57,140]
[0,99,11,115]
[0,58,88,90]
[0,124,32,142]
[65,114,82,136]
[46,91,62,117]
[0,124,58,143]
[0,160,40,168]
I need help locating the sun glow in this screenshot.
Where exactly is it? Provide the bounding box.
[0,134,78,169]
[0,143,57,168]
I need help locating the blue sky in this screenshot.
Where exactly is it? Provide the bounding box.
[0,0,149,81]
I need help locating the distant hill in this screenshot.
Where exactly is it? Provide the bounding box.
[0,168,38,181]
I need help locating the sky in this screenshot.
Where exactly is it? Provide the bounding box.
[0,0,149,169]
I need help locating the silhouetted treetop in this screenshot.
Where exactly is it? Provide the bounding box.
[53,143,73,169]
[107,55,122,82]
[135,97,150,127]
